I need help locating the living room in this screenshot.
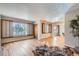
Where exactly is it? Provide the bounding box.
[0,3,79,56]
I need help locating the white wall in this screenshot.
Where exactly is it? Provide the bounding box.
[36,19,42,40]
[65,8,79,48]
[52,22,64,36]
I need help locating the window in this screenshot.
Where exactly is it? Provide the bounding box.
[49,24,52,33]
[53,25,60,36]
[45,24,49,33]
[42,23,52,33]
[1,20,34,38]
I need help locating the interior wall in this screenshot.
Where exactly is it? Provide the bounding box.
[65,8,79,48]
[2,36,34,44]
[37,20,42,40]
[52,22,64,36]
[59,22,65,35]
[41,33,52,39]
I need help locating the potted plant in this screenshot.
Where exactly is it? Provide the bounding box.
[70,15,79,52]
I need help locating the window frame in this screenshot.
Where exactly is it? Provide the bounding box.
[42,23,52,34]
[1,19,34,39]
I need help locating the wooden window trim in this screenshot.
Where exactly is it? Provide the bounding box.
[42,23,52,34]
[1,16,35,39]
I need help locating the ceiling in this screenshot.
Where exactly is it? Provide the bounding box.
[67,3,79,12]
[0,3,73,21]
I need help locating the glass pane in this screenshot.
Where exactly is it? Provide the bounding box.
[12,22,27,36]
[2,20,34,38]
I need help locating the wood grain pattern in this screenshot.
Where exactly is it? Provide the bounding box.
[2,37,65,56]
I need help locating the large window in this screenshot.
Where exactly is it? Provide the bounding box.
[1,20,34,38]
[42,23,52,33]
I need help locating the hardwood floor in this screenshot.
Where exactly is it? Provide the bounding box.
[2,39,40,56]
[39,37,52,47]
[52,36,65,47]
[2,37,64,56]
